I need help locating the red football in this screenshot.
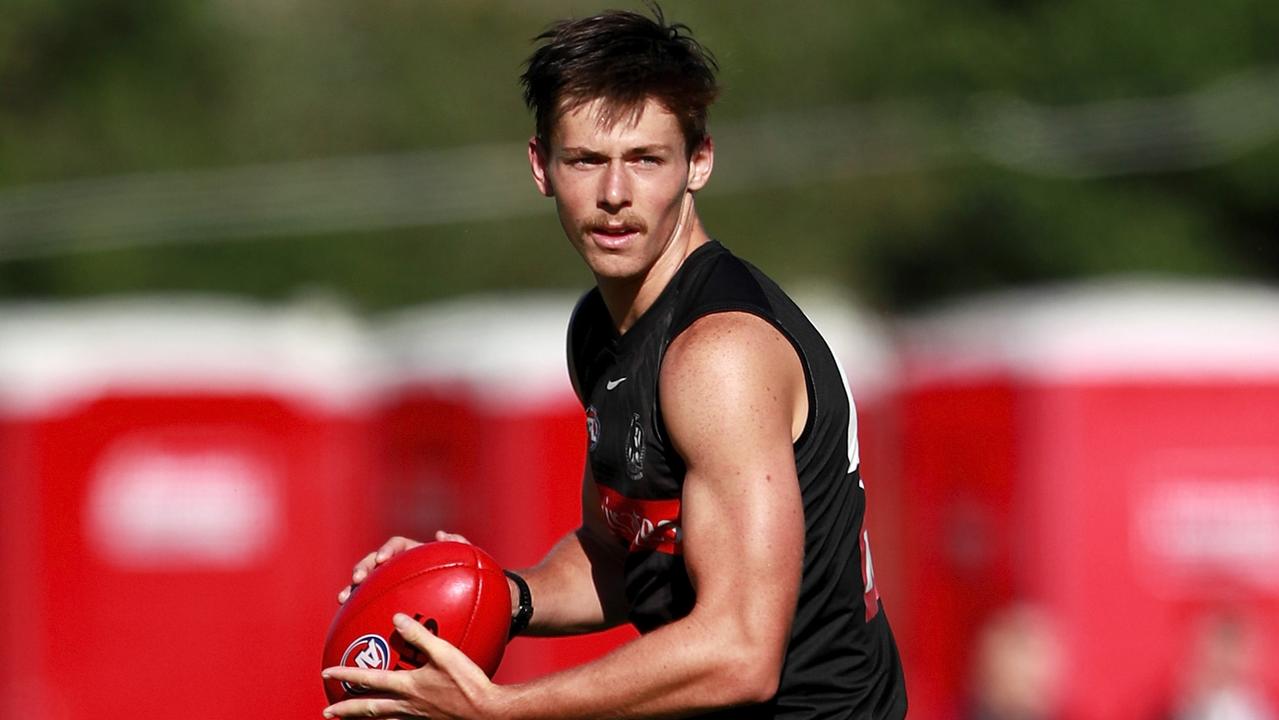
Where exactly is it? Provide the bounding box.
[322,541,511,703]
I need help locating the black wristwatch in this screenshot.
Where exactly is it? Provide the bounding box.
[504,570,533,638]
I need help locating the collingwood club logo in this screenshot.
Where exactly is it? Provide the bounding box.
[625,412,645,480]
[339,634,389,694]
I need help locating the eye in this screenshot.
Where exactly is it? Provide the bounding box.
[637,156,663,166]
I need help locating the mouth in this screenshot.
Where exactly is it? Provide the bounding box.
[588,224,642,250]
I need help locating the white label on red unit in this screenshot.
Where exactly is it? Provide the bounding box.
[1133,468,1279,593]
[87,436,280,569]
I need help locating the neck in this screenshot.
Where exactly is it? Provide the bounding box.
[598,208,709,335]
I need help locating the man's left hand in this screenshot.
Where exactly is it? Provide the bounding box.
[322,613,507,719]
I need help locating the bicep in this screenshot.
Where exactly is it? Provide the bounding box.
[680,440,804,643]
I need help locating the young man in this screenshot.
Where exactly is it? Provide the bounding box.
[325,8,906,719]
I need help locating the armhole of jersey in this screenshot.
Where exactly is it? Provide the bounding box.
[831,350,861,474]
[566,334,583,405]
[566,290,595,407]
[654,303,818,452]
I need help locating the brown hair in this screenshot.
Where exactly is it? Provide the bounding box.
[520,5,719,157]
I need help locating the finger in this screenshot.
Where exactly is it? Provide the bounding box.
[337,585,353,604]
[352,551,378,583]
[376,536,422,562]
[434,530,472,545]
[393,612,464,661]
[322,666,407,695]
[322,666,395,692]
[322,696,407,719]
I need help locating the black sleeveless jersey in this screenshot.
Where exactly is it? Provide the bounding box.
[567,241,906,719]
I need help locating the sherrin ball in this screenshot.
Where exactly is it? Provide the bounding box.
[321,541,511,703]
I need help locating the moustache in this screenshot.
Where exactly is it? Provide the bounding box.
[583,214,647,235]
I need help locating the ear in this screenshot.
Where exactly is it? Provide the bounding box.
[685,136,715,193]
[528,136,554,197]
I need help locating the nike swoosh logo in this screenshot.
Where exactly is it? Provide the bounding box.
[606,377,628,391]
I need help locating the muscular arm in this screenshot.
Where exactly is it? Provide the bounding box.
[516,330,632,637]
[493,312,808,717]
[515,466,631,636]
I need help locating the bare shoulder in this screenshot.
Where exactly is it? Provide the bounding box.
[662,312,797,379]
[659,312,807,450]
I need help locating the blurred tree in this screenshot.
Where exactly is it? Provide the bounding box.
[0,0,1275,310]
[0,0,232,179]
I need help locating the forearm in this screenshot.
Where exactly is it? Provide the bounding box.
[514,527,628,636]
[493,606,777,719]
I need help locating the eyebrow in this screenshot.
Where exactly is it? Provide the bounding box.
[559,144,675,156]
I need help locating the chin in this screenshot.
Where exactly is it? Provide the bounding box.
[586,258,641,281]
[582,251,648,282]
[572,239,641,279]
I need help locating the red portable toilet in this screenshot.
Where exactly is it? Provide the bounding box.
[374,289,903,685]
[894,280,1279,720]
[0,298,381,720]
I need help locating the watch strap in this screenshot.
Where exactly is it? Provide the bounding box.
[504,570,533,638]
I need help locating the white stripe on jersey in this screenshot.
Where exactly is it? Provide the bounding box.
[830,352,861,484]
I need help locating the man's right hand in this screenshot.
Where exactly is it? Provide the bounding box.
[336,531,472,604]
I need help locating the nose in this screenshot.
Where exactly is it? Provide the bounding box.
[598,161,631,213]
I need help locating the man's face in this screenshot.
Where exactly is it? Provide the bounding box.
[528,97,712,283]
